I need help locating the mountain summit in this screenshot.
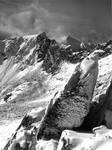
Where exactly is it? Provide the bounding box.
[0,32,112,149]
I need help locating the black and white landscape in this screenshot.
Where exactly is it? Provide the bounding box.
[0,0,112,150]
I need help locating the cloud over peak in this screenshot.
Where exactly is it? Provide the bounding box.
[0,0,111,41]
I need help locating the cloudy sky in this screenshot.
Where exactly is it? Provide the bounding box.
[0,0,111,40]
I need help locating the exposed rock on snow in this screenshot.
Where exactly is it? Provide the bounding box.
[1,32,112,150]
[0,32,86,105]
[37,51,99,142]
[4,50,112,150]
[4,107,45,150]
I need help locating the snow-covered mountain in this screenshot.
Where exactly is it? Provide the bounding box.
[0,32,112,149]
[0,33,72,104]
[0,32,97,106]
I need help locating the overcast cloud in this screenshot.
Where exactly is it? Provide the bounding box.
[0,0,111,41]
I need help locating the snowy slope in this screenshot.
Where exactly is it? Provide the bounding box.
[0,32,112,149]
[1,53,112,150]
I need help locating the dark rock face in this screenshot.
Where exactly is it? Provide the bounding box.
[4,87,112,150]
[4,107,45,150]
[65,36,81,51]
[0,32,111,74]
[4,93,12,102]
[0,41,6,64]
[76,76,112,132]
[37,51,99,141]
[4,37,24,57]
[1,32,112,150]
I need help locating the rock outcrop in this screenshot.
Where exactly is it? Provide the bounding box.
[4,50,112,150]
[37,51,99,142]
[1,32,112,150]
[0,33,85,105]
[4,107,45,150]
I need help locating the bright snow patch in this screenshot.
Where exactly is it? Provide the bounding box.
[0,120,22,150]
[99,54,112,76]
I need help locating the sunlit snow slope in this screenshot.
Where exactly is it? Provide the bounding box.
[0,32,82,114]
[0,32,112,149]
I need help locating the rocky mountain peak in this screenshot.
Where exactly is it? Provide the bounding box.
[0,32,112,149]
